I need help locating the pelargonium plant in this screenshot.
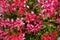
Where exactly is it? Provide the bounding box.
[0,0,60,40]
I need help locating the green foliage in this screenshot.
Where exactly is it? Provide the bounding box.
[4,12,22,20]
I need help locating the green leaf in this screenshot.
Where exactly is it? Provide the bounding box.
[5,28,9,31]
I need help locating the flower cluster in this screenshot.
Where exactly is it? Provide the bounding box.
[38,0,58,18]
[0,0,9,13]
[0,18,24,28]
[0,0,26,13]
[0,0,59,40]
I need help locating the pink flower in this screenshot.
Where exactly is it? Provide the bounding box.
[20,0,26,7]
[0,29,3,40]
[38,0,58,18]
[18,7,25,16]
[10,19,14,28]
[0,17,3,27]
[0,18,24,29]
[0,0,9,13]
[18,30,25,40]
[8,0,26,12]
[26,20,43,34]
[1,19,6,28]
[38,0,40,3]
[56,18,60,24]
[14,18,24,29]
[1,18,11,28]
[12,0,20,7]
[0,31,10,40]
[5,18,11,28]
[24,12,39,23]
[56,14,60,24]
